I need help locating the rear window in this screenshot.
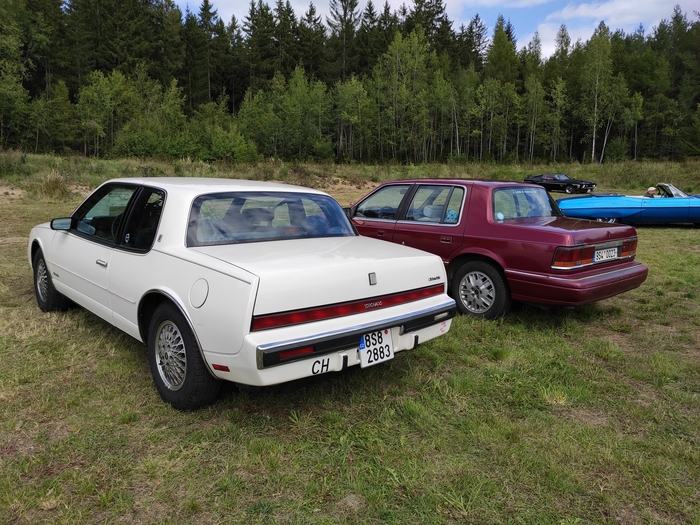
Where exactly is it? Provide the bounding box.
[187,192,355,246]
[492,187,561,220]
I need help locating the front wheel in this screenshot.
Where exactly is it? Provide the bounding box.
[148,303,221,410]
[33,250,71,312]
[565,185,574,194]
[595,218,618,223]
[452,261,511,320]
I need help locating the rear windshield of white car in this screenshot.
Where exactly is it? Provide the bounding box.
[187,191,356,246]
[492,187,562,221]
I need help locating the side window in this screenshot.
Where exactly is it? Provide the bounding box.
[445,187,464,223]
[73,185,137,245]
[493,187,554,220]
[355,185,410,219]
[406,185,460,223]
[121,189,165,251]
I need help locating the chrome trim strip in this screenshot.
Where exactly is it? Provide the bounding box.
[256,299,456,368]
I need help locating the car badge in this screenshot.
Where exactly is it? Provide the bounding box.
[368,272,377,286]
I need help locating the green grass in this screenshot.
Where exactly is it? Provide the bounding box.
[1,154,700,523]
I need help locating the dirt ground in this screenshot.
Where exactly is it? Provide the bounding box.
[314,181,376,207]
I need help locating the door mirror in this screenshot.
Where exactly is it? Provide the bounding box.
[50,218,72,230]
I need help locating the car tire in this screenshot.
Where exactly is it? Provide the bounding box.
[33,250,71,312]
[595,218,618,223]
[565,185,574,194]
[452,261,511,320]
[148,303,221,410]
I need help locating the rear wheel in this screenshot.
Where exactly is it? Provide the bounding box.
[33,250,71,312]
[565,185,574,194]
[148,303,221,410]
[595,218,618,223]
[452,261,510,320]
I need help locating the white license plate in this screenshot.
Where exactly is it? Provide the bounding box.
[359,329,394,368]
[595,247,618,262]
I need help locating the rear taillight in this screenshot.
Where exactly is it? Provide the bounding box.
[251,284,444,331]
[620,238,638,258]
[552,246,596,268]
[552,237,637,269]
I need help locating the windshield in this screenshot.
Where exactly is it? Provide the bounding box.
[187,191,355,246]
[659,184,688,198]
[492,186,562,220]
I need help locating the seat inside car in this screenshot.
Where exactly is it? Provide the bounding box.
[419,205,444,222]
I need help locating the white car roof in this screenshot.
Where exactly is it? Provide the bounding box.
[106,177,329,197]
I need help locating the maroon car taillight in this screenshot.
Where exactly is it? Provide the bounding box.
[552,246,596,268]
[251,284,445,331]
[620,238,638,258]
[552,237,638,269]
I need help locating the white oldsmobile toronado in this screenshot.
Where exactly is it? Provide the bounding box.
[28,178,456,409]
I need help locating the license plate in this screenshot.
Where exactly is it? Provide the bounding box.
[359,329,394,368]
[595,247,618,262]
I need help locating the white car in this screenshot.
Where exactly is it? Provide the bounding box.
[29,178,456,409]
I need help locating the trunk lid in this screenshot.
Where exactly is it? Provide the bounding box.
[499,216,638,245]
[192,236,447,314]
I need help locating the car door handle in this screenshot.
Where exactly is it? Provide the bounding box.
[440,236,452,244]
[376,230,386,237]
[96,259,108,268]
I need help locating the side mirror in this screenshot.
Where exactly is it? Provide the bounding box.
[50,218,72,230]
[343,207,353,219]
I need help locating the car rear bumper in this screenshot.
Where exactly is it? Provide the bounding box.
[506,261,648,306]
[203,298,456,387]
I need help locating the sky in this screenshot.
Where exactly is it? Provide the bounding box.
[174,0,698,58]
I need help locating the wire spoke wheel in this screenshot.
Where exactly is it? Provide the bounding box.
[32,250,71,312]
[36,258,49,303]
[155,320,187,391]
[148,303,221,409]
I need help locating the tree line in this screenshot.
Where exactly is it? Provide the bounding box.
[1,0,699,163]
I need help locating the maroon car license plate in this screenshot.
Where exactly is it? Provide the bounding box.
[595,247,619,262]
[359,329,394,368]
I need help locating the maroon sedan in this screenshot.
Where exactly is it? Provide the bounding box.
[346,180,648,319]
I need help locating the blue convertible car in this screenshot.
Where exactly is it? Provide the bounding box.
[557,183,700,224]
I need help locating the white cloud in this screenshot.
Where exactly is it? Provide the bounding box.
[546,0,678,31]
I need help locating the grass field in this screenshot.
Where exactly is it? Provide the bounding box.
[1,154,699,524]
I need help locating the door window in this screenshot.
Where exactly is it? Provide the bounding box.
[406,185,464,224]
[120,189,165,251]
[355,185,410,219]
[73,185,137,245]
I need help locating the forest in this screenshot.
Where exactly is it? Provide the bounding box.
[1,0,699,164]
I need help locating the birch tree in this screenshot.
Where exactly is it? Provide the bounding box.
[579,22,612,162]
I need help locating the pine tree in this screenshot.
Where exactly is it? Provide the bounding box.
[483,16,520,86]
[273,0,300,79]
[298,2,327,82]
[456,14,488,71]
[243,0,277,94]
[180,8,209,113]
[326,0,361,81]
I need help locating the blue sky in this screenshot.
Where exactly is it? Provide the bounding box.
[175,0,698,57]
